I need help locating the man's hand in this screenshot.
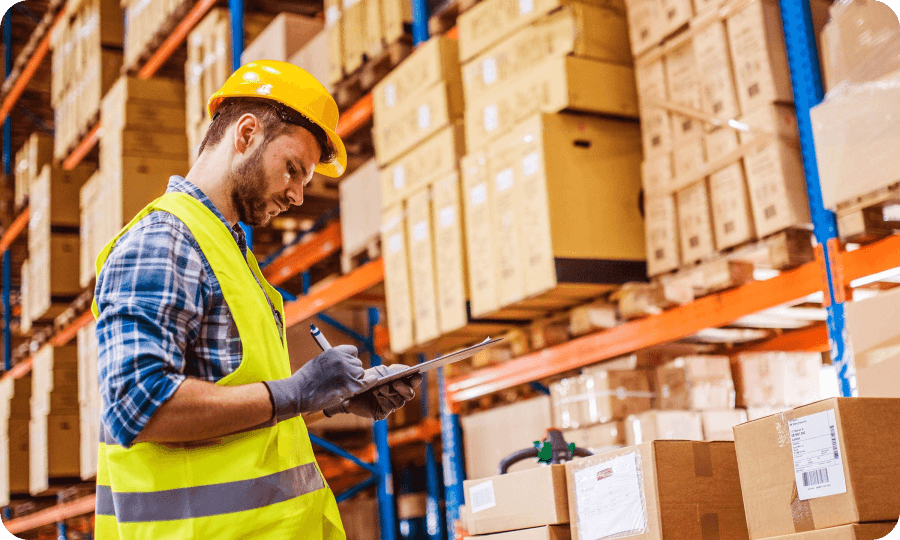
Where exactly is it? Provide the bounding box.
[329,364,424,421]
[263,345,369,421]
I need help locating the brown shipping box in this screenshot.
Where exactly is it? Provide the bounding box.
[460,3,630,105]
[381,0,413,44]
[644,194,680,276]
[325,0,344,84]
[460,151,500,316]
[819,0,900,92]
[641,149,674,196]
[364,0,383,57]
[564,422,626,454]
[339,160,382,259]
[468,113,645,317]
[857,353,900,398]
[341,0,365,73]
[373,37,460,125]
[466,526,571,540]
[463,465,568,535]
[460,396,553,480]
[566,441,749,540]
[379,124,464,208]
[430,172,468,335]
[844,284,900,369]
[289,31,331,93]
[672,135,706,184]
[701,409,748,441]
[664,40,705,144]
[709,161,756,250]
[675,180,716,264]
[405,186,441,344]
[29,414,81,495]
[625,410,704,445]
[693,19,740,120]
[465,55,637,151]
[635,57,673,158]
[656,355,736,411]
[457,0,626,62]
[374,81,464,166]
[733,352,822,408]
[763,524,898,540]
[734,398,900,539]
[240,12,322,64]
[381,205,415,352]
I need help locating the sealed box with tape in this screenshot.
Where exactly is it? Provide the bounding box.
[463,465,569,535]
[733,398,900,539]
[762,523,898,540]
[565,441,749,540]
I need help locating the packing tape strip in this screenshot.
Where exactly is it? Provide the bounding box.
[776,411,816,532]
[692,441,713,478]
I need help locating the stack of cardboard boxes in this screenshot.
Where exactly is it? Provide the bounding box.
[122,0,189,69]
[49,0,123,161]
[23,165,94,332]
[325,0,412,82]
[732,351,824,419]
[843,285,900,399]
[373,36,467,352]
[457,0,647,322]
[633,0,830,276]
[13,132,53,211]
[734,398,900,540]
[29,345,81,495]
[76,320,100,481]
[338,160,383,273]
[0,376,31,506]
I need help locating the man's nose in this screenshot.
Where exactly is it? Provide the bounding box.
[287,187,303,206]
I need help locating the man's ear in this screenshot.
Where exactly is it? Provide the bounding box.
[234,113,260,154]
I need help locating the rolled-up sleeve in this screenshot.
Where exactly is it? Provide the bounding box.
[94,215,206,447]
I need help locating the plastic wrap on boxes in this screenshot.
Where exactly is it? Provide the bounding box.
[567,449,649,539]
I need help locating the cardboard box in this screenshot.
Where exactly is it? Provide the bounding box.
[635,57,673,157]
[465,55,638,151]
[552,371,652,429]
[709,162,756,250]
[341,0,366,72]
[373,37,460,124]
[734,398,900,539]
[381,205,415,352]
[563,422,626,454]
[664,40,704,144]
[644,194,680,276]
[431,172,468,335]
[672,135,706,182]
[467,526,571,540]
[624,0,664,56]
[656,356,736,411]
[381,0,412,44]
[466,112,644,316]
[740,106,809,237]
[461,3,630,105]
[242,12,322,64]
[460,397,553,480]
[338,493,380,540]
[763,523,898,540]
[80,171,101,287]
[457,0,627,62]
[29,165,94,233]
[745,406,790,421]
[843,282,900,369]
[364,0,383,57]
[27,234,82,322]
[340,160,383,258]
[379,124,465,207]
[463,465,569,535]
[405,186,441,344]
[29,413,81,495]
[374,81,464,166]
[565,441,749,540]
[325,0,344,84]
[568,302,618,336]
[625,410,704,445]
[732,352,822,408]
[616,281,693,320]
[460,152,500,316]
[676,180,716,264]
[658,0,693,39]
[289,31,332,93]
[702,409,748,441]
[706,125,741,162]
[857,354,900,398]
[694,20,740,119]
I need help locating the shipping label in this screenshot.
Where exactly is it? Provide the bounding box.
[789,409,848,500]
[573,452,648,539]
[468,481,496,513]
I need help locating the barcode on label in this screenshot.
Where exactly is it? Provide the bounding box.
[802,469,830,487]
[830,425,839,460]
[469,481,496,513]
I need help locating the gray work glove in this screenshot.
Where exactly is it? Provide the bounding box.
[263,345,370,421]
[326,364,424,421]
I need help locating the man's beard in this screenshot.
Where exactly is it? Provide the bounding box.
[228,145,285,227]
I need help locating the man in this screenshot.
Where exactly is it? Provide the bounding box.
[91,61,420,539]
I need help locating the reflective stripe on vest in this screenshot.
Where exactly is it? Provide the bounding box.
[91,192,346,539]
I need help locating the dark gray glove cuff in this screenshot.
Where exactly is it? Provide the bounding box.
[262,378,304,421]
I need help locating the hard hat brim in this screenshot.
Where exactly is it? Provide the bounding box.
[315,126,347,178]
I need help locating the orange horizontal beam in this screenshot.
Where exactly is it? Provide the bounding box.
[136,0,218,79]
[0,208,29,252]
[448,260,825,403]
[446,26,459,39]
[283,259,384,327]
[4,494,95,534]
[840,234,900,284]
[336,93,373,139]
[62,122,100,171]
[739,323,830,353]
[263,221,342,286]
[51,310,95,347]
[0,7,67,123]
[3,356,33,381]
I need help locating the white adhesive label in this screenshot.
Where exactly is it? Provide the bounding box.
[471,184,487,206]
[496,169,514,192]
[523,152,540,176]
[392,166,406,190]
[483,104,499,132]
[440,206,456,227]
[384,84,397,108]
[482,57,498,85]
[413,221,428,242]
[573,452,648,539]
[343,0,360,8]
[389,233,403,254]
[789,410,848,500]
[325,6,341,26]
[468,481,496,513]
[418,104,431,130]
[519,0,534,14]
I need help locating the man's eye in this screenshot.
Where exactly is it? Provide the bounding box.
[287,163,296,176]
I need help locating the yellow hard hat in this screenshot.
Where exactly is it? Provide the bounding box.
[207,60,347,177]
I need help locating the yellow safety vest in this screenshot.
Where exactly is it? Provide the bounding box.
[90,192,346,540]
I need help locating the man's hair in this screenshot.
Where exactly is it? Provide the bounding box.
[198,97,336,163]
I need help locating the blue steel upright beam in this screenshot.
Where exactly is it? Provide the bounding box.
[778,0,854,396]
[438,367,464,540]
[419,355,444,540]
[2,9,12,373]
[229,0,254,250]
[411,0,430,45]
[369,307,397,540]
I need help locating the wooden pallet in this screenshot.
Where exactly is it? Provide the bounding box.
[654,228,816,298]
[834,181,900,243]
[121,0,193,76]
[333,38,414,110]
[341,237,381,275]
